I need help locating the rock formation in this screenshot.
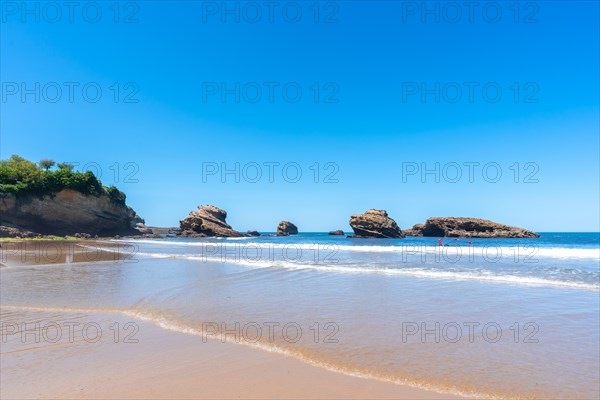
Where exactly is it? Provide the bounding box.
[0,189,138,236]
[0,224,38,238]
[405,217,539,238]
[349,209,404,238]
[179,205,243,237]
[276,221,298,236]
[134,223,154,235]
[328,230,345,235]
[402,224,424,237]
[246,230,261,236]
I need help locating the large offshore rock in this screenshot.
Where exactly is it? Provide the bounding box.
[179,205,243,237]
[409,217,539,238]
[276,221,298,236]
[349,209,404,238]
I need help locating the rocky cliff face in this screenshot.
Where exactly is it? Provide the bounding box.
[276,221,298,236]
[349,209,404,238]
[0,189,137,236]
[406,217,539,238]
[179,205,243,237]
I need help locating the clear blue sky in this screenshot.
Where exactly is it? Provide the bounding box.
[1,1,599,231]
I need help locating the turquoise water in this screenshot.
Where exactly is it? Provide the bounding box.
[1,233,598,398]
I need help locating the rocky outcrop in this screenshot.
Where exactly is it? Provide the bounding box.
[276,221,298,236]
[0,190,138,236]
[349,209,404,238]
[406,217,539,238]
[0,224,38,238]
[329,230,345,235]
[246,230,261,236]
[134,223,154,235]
[179,205,243,237]
[402,224,424,237]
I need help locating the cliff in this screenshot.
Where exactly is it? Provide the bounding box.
[0,189,137,236]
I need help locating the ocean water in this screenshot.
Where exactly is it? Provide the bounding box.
[1,233,599,399]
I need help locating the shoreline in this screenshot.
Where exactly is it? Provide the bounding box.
[1,307,464,400]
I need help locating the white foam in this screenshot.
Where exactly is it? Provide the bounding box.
[133,251,599,291]
[120,239,600,260]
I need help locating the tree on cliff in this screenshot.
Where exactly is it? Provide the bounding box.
[57,162,74,171]
[39,159,55,171]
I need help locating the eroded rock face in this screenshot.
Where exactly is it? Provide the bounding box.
[407,217,539,238]
[179,205,243,237]
[328,230,344,235]
[349,209,404,238]
[276,221,298,236]
[0,190,137,236]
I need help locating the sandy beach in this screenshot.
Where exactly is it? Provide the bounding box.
[1,309,460,400]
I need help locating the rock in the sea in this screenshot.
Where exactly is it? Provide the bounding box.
[402,224,424,237]
[349,209,404,238]
[0,189,138,236]
[179,205,243,237]
[246,230,261,237]
[411,217,539,238]
[276,221,298,236]
[328,230,345,235]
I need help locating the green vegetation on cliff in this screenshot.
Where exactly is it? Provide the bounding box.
[0,155,127,205]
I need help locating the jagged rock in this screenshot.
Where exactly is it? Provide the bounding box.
[349,209,404,238]
[276,221,298,236]
[246,230,261,236]
[0,190,138,236]
[412,217,539,238]
[328,230,344,235]
[179,205,243,237]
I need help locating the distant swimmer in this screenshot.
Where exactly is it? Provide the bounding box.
[438,239,443,246]
[468,241,473,245]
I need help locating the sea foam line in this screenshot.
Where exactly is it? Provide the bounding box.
[0,304,501,400]
[121,239,600,260]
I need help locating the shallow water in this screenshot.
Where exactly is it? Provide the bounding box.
[1,233,598,399]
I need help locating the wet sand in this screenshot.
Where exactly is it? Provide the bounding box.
[1,310,461,399]
[0,240,136,267]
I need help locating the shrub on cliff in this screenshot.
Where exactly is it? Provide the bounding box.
[0,155,126,204]
[104,185,126,205]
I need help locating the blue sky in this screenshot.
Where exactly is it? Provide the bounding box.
[1,1,599,231]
